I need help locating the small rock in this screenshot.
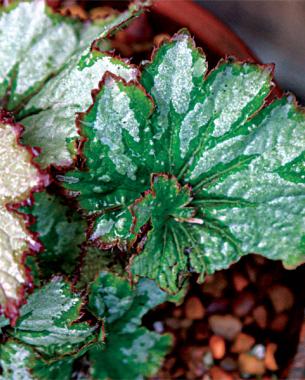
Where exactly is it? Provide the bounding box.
[233,273,249,292]
[203,351,214,368]
[253,305,268,329]
[220,357,237,371]
[185,296,205,320]
[244,316,254,326]
[153,321,164,333]
[172,307,183,318]
[271,313,288,332]
[209,315,242,340]
[265,343,278,371]
[251,344,266,359]
[231,333,255,353]
[206,299,229,314]
[238,353,265,375]
[268,284,294,313]
[209,335,226,359]
[210,366,233,380]
[232,291,255,317]
[165,317,182,329]
[201,273,228,298]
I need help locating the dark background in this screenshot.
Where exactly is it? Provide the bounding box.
[199,0,305,103]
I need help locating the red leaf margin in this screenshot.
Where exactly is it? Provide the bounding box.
[0,110,49,325]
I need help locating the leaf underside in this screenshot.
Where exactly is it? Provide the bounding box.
[64,32,305,293]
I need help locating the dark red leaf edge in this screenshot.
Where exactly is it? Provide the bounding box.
[0,110,49,325]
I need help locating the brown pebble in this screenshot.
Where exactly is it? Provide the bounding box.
[232,291,255,317]
[244,316,254,326]
[220,357,237,371]
[210,366,233,380]
[172,307,183,319]
[268,284,294,313]
[265,343,278,371]
[253,305,268,329]
[185,296,205,320]
[209,335,226,359]
[233,273,249,292]
[209,315,242,340]
[231,332,255,353]
[238,353,265,375]
[271,313,288,332]
[202,273,228,298]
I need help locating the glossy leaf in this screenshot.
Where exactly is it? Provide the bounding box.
[11,278,95,356]
[0,121,40,317]
[20,191,86,277]
[88,272,171,380]
[64,31,305,293]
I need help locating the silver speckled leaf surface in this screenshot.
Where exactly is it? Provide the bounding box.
[12,278,94,356]
[88,272,171,380]
[0,1,80,110]
[20,52,137,168]
[64,31,305,293]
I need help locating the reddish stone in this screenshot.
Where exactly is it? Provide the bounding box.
[233,273,249,292]
[232,291,255,317]
[253,305,268,329]
[210,366,233,380]
[268,285,294,313]
[209,335,226,359]
[265,343,278,371]
[231,332,255,353]
[209,315,242,341]
[238,353,265,375]
[185,296,205,320]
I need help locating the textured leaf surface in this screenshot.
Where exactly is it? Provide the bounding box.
[64,32,305,293]
[0,121,40,315]
[11,278,94,356]
[88,272,171,380]
[20,51,138,168]
[20,191,86,277]
[0,341,73,380]
[0,1,80,110]
[0,1,142,112]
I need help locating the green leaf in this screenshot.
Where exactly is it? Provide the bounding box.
[64,75,154,247]
[63,31,305,293]
[77,246,125,290]
[0,1,81,110]
[0,0,143,168]
[0,341,73,380]
[20,191,86,277]
[0,1,143,112]
[20,50,138,168]
[0,120,41,319]
[88,272,172,380]
[11,278,95,356]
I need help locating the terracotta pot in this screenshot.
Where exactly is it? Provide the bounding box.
[151,0,257,62]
